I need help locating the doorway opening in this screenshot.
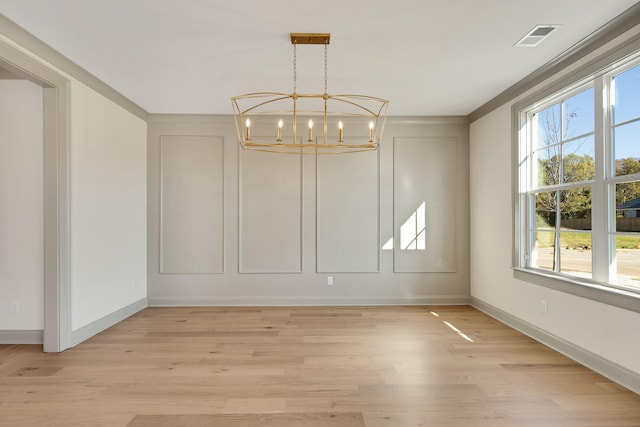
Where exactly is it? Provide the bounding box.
[0,41,71,352]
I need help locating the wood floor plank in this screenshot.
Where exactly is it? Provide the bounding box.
[0,306,638,427]
[126,412,365,427]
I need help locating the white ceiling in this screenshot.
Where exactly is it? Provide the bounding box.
[0,0,638,115]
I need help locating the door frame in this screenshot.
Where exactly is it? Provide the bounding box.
[0,38,71,352]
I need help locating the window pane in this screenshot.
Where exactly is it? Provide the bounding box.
[614,235,640,291]
[535,146,560,187]
[559,187,592,226]
[535,103,561,147]
[559,187,592,278]
[616,181,640,224]
[612,63,640,125]
[535,191,557,229]
[564,87,594,138]
[559,232,592,278]
[562,136,595,183]
[613,123,640,177]
[531,231,556,271]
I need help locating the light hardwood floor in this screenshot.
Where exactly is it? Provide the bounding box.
[1,306,639,426]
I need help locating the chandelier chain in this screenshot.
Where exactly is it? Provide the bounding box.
[324,43,328,94]
[293,42,297,94]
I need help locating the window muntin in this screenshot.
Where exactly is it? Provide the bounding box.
[520,57,640,294]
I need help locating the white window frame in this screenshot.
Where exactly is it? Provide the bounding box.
[513,40,640,313]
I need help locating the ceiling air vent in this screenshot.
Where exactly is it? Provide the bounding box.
[515,25,560,47]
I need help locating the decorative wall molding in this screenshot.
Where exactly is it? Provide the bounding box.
[147,115,471,311]
[238,147,303,273]
[386,116,469,125]
[147,114,233,124]
[471,297,640,395]
[316,148,380,273]
[146,114,469,126]
[159,135,225,274]
[393,137,458,273]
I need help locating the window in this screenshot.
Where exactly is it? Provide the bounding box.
[611,63,640,289]
[517,56,640,297]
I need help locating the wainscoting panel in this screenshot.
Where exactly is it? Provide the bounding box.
[393,137,457,272]
[160,135,225,273]
[148,116,470,306]
[317,150,379,272]
[239,149,302,273]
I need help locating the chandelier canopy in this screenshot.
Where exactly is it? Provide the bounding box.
[231,33,389,154]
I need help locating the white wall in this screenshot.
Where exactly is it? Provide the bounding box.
[69,83,147,330]
[147,116,470,305]
[0,79,43,330]
[470,93,640,375]
[0,32,148,338]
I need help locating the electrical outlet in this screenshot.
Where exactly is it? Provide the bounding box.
[540,300,549,314]
[11,301,20,314]
[327,276,333,286]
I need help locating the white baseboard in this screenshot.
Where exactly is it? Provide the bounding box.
[70,297,148,346]
[0,329,43,344]
[471,296,640,395]
[148,295,471,307]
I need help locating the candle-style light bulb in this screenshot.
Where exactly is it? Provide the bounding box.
[368,120,374,142]
[338,121,344,143]
[308,119,314,142]
[277,119,283,142]
[245,118,251,140]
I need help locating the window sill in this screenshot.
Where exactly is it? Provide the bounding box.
[513,268,640,314]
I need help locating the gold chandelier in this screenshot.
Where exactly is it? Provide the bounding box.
[231,33,389,154]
